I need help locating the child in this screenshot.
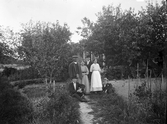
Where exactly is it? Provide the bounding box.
[102,78,113,94]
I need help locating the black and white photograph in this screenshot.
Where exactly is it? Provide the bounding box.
[0,0,166,123]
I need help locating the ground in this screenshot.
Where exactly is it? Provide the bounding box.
[79,97,94,124]
[78,78,166,124]
[21,78,166,124]
[79,95,104,124]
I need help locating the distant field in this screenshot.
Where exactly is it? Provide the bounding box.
[109,78,166,100]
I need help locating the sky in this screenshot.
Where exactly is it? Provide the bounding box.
[0,0,163,43]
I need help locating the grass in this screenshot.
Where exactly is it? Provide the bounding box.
[21,83,81,124]
[87,83,166,124]
[22,84,47,98]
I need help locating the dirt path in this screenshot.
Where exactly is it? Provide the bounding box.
[79,96,94,124]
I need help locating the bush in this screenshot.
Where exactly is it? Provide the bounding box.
[46,86,80,124]
[133,83,166,124]
[25,84,80,124]
[98,93,128,124]
[22,84,47,98]
[11,67,41,81]
[2,67,17,77]
[106,68,122,80]
[13,79,44,89]
[32,97,50,121]
[0,76,34,124]
[1,67,41,82]
[133,81,152,99]
[91,87,166,124]
[56,66,69,81]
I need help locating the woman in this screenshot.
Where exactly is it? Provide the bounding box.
[90,58,102,92]
[80,60,90,94]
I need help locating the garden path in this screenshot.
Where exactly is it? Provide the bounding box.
[79,96,94,124]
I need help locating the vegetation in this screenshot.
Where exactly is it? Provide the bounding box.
[0,1,166,124]
[22,84,80,124]
[89,81,166,124]
[0,76,34,124]
[17,21,72,82]
[0,73,80,124]
[77,1,167,80]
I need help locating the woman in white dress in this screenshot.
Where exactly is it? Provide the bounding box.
[90,58,102,92]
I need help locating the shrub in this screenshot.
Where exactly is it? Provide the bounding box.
[105,68,122,80]
[0,76,34,124]
[98,93,128,124]
[24,84,80,124]
[132,82,166,124]
[1,67,17,77]
[13,79,44,89]
[11,67,41,81]
[32,97,50,120]
[46,86,80,124]
[22,84,47,98]
[133,81,152,99]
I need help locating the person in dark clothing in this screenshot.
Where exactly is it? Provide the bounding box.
[68,77,87,102]
[102,78,114,94]
[85,57,92,81]
[68,55,82,83]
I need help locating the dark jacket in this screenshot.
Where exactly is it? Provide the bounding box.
[103,83,113,94]
[68,82,85,95]
[68,62,82,79]
[85,61,92,80]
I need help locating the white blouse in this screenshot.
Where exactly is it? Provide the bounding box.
[90,63,101,72]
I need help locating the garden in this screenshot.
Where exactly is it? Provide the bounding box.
[0,74,80,124]
[0,1,167,124]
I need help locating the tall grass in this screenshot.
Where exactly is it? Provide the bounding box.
[23,83,80,124]
[90,81,166,124]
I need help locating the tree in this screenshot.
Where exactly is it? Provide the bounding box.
[135,1,167,76]
[77,2,166,79]
[18,21,72,82]
[0,26,19,63]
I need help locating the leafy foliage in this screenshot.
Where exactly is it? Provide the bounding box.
[78,2,167,79]
[13,79,43,89]
[90,86,166,124]
[18,21,72,81]
[133,81,152,99]
[23,84,80,124]
[0,76,34,124]
[2,67,17,77]
[46,86,80,124]
[132,81,166,124]
[11,67,40,81]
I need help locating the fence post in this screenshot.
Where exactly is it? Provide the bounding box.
[53,80,55,92]
[128,76,130,103]
[137,63,139,87]
[146,59,149,90]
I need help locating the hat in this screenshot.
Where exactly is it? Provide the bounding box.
[71,76,78,80]
[104,77,108,81]
[72,55,78,58]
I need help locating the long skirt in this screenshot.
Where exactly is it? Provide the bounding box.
[90,71,102,91]
[81,75,90,94]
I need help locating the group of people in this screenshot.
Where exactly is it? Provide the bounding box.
[68,55,103,102]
